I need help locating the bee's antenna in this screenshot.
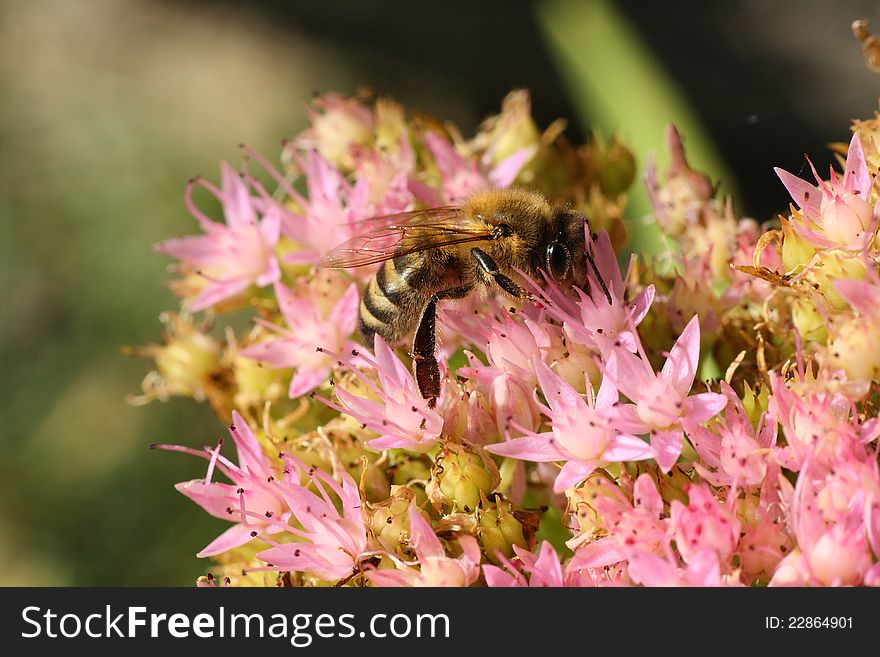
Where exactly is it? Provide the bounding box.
[585,248,613,305]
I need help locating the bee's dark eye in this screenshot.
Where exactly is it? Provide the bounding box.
[546,242,571,281]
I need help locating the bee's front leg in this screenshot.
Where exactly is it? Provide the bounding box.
[412,286,471,408]
[470,248,535,301]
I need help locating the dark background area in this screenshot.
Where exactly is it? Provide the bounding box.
[1,0,877,585]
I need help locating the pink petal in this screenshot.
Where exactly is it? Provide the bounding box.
[485,433,567,462]
[220,162,256,229]
[684,392,728,423]
[594,368,619,411]
[240,338,298,368]
[190,278,251,312]
[367,569,417,587]
[568,537,626,570]
[489,145,537,188]
[329,284,361,335]
[661,315,700,396]
[257,544,350,581]
[408,504,444,560]
[482,565,520,587]
[365,433,420,451]
[630,285,656,326]
[229,410,270,476]
[530,541,564,587]
[844,132,871,199]
[605,350,653,402]
[626,550,678,586]
[154,235,218,266]
[602,434,654,462]
[651,429,683,472]
[256,255,281,287]
[633,473,663,517]
[609,403,650,434]
[775,166,821,218]
[835,278,880,317]
[197,523,255,558]
[554,460,598,493]
[289,367,329,398]
[259,206,282,245]
[534,358,584,416]
[175,480,238,520]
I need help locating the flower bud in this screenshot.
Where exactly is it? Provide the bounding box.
[806,526,872,585]
[791,297,827,343]
[369,486,416,554]
[478,89,540,167]
[565,472,624,539]
[491,375,540,437]
[826,317,880,384]
[133,313,222,402]
[657,465,691,506]
[307,95,374,169]
[738,517,791,584]
[809,253,866,309]
[233,353,287,407]
[427,443,499,513]
[478,498,528,564]
[780,217,816,274]
[820,192,873,245]
[442,389,500,446]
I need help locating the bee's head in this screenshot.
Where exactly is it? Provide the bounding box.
[544,210,587,287]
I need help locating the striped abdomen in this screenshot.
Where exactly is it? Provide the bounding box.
[358,255,430,344]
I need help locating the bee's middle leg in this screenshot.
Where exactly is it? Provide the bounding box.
[412,285,471,407]
[470,248,533,300]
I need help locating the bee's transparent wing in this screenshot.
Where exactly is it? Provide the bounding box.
[317,207,495,269]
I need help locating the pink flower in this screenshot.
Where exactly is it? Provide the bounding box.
[567,474,667,564]
[670,483,741,565]
[241,281,360,397]
[367,504,480,587]
[423,131,535,203]
[688,382,776,489]
[530,230,655,354]
[255,458,369,582]
[486,358,653,493]
[606,315,727,471]
[328,336,444,452]
[483,541,594,587]
[774,133,877,249]
[155,163,281,311]
[626,549,728,587]
[281,150,414,270]
[152,411,288,557]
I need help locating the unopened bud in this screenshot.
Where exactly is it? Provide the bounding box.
[820,192,873,246]
[478,498,528,564]
[826,317,880,384]
[780,217,816,274]
[791,297,827,343]
[427,443,499,513]
[369,487,416,554]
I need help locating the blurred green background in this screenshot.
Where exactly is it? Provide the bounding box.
[1,0,877,585]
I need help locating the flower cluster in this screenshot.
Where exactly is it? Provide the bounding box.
[138,89,880,586]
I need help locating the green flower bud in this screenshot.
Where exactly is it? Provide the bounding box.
[427,443,499,513]
[657,465,691,506]
[369,487,416,554]
[791,297,828,343]
[827,317,880,385]
[808,253,866,310]
[780,217,816,274]
[478,498,528,564]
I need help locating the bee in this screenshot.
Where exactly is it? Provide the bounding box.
[318,188,611,407]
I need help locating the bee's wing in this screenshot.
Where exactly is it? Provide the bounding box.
[317,207,495,269]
